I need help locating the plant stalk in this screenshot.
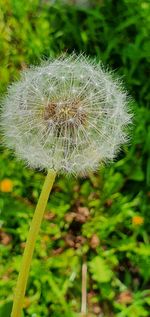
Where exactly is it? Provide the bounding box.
[11,170,56,317]
[81,262,87,316]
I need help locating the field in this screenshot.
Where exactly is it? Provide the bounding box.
[0,1,150,316]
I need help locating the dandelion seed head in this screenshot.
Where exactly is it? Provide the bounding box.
[1,54,132,175]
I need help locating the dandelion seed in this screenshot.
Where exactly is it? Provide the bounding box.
[1,53,132,175]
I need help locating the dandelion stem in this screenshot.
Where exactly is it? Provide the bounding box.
[11,170,56,317]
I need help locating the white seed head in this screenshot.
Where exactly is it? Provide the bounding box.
[1,54,132,175]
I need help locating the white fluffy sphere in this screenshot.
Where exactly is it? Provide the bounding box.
[1,54,131,175]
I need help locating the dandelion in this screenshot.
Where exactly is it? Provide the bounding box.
[132,215,144,226]
[1,54,131,176]
[0,178,13,192]
[0,54,131,317]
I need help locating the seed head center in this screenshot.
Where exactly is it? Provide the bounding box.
[43,99,87,126]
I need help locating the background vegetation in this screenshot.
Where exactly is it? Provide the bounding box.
[0,0,150,316]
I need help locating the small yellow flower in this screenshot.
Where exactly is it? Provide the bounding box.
[132,215,144,226]
[0,178,13,192]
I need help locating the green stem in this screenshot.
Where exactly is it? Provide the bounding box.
[11,170,56,317]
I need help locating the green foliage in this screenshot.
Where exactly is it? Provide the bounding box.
[89,256,113,283]
[0,0,150,316]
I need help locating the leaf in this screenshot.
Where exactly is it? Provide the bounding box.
[0,301,12,317]
[0,302,25,317]
[89,256,113,283]
[146,157,150,186]
[128,165,145,181]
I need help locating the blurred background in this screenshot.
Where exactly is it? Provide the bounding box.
[0,0,150,316]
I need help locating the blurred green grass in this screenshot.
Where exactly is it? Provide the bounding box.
[0,0,150,316]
